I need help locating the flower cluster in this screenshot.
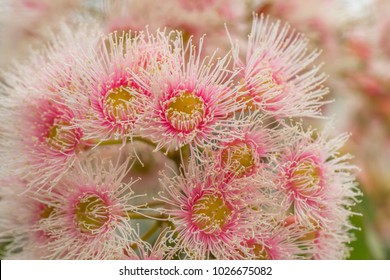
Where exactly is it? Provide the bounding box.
[0,2,360,260]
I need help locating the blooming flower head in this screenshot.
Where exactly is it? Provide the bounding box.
[310,226,355,259]
[141,34,246,152]
[276,129,360,233]
[66,29,174,142]
[284,213,356,260]
[236,220,314,260]
[233,14,328,118]
[0,24,95,189]
[157,155,281,259]
[0,179,57,259]
[24,97,82,186]
[212,114,289,179]
[34,153,142,260]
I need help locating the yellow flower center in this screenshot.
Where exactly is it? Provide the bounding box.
[47,121,78,152]
[192,194,231,234]
[40,205,55,219]
[221,141,255,176]
[251,65,283,94]
[75,194,110,235]
[236,79,256,112]
[237,240,269,260]
[105,86,136,120]
[252,67,285,109]
[251,243,269,260]
[291,160,321,195]
[285,216,321,242]
[35,204,56,240]
[263,71,283,90]
[166,91,205,132]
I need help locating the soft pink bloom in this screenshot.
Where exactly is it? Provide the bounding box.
[157,155,281,259]
[0,23,104,190]
[311,223,356,260]
[233,15,328,118]
[140,34,245,152]
[0,91,83,190]
[237,221,313,260]
[0,179,56,259]
[277,129,360,232]
[67,30,175,141]
[212,115,290,179]
[37,154,142,259]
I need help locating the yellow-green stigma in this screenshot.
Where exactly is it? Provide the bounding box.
[40,205,55,219]
[192,194,231,234]
[47,121,78,151]
[166,91,205,132]
[250,243,269,260]
[75,194,110,235]
[221,141,256,176]
[105,86,135,119]
[291,160,321,195]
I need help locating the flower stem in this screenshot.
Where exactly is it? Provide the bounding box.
[125,211,168,220]
[141,201,166,208]
[92,136,188,168]
[141,221,162,242]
